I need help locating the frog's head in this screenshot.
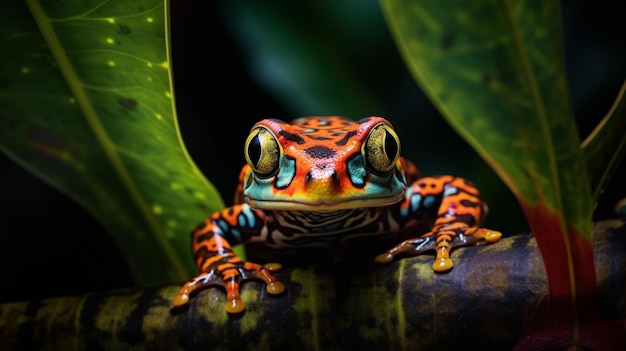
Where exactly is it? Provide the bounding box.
[240,116,408,211]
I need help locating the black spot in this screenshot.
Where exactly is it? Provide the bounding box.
[336,131,356,146]
[452,214,477,227]
[304,145,335,159]
[356,117,372,124]
[195,233,213,245]
[460,199,479,208]
[278,130,305,144]
[308,136,332,141]
[463,179,476,187]
[26,126,64,147]
[119,24,131,35]
[119,97,138,110]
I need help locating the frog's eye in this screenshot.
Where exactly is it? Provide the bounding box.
[245,126,281,178]
[363,123,401,175]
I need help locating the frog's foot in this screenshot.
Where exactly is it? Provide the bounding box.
[375,227,502,272]
[172,262,285,313]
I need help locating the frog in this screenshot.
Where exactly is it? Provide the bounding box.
[172,116,502,313]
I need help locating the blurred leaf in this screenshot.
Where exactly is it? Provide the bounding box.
[218,1,389,117]
[582,80,626,206]
[380,0,612,348]
[0,0,223,284]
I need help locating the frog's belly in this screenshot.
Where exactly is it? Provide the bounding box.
[246,207,427,263]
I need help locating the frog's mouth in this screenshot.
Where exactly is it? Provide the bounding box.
[245,193,404,211]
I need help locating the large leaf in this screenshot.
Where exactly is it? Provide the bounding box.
[380,0,617,348]
[582,80,626,206]
[0,0,223,284]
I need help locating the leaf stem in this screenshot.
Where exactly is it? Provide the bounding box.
[501,0,579,343]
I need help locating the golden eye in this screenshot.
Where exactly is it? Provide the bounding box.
[363,123,400,174]
[244,126,280,177]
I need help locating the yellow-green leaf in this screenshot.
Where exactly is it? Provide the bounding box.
[0,0,223,284]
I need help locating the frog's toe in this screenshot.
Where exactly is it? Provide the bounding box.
[224,279,246,313]
[432,243,454,272]
[433,257,453,271]
[374,252,395,264]
[242,262,285,295]
[479,228,503,243]
[172,287,191,307]
[375,236,434,264]
[222,262,285,313]
[173,272,216,308]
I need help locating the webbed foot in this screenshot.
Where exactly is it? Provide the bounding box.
[173,262,284,313]
[375,227,502,271]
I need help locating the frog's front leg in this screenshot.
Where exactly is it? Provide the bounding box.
[172,204,285,313]
[376,175,502,271]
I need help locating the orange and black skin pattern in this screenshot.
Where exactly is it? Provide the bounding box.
[173,116,501,313]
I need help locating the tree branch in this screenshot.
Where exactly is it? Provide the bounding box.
[1,220,624,350]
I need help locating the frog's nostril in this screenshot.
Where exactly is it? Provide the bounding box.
[304,170,340,187]
[331,171,339,184]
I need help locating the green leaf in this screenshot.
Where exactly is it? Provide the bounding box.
[381,0,591,228]
[581,80,626,206]
[0,0,223,284]
[380,0,609,347]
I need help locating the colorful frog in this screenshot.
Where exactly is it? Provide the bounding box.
[173,116,501,313]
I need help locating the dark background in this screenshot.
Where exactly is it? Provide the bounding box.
[1,1,625,303]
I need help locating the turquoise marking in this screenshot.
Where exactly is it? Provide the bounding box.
[410,192,422,213]
[443,184,458,196]
[275,156,296,189]
[231,228,242,242]
[241,204,257,227]
[423,195,435,208]
[347,154,366,187]
[217,219,229,233]
[364,172,405,202]
[400,207,409,217]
